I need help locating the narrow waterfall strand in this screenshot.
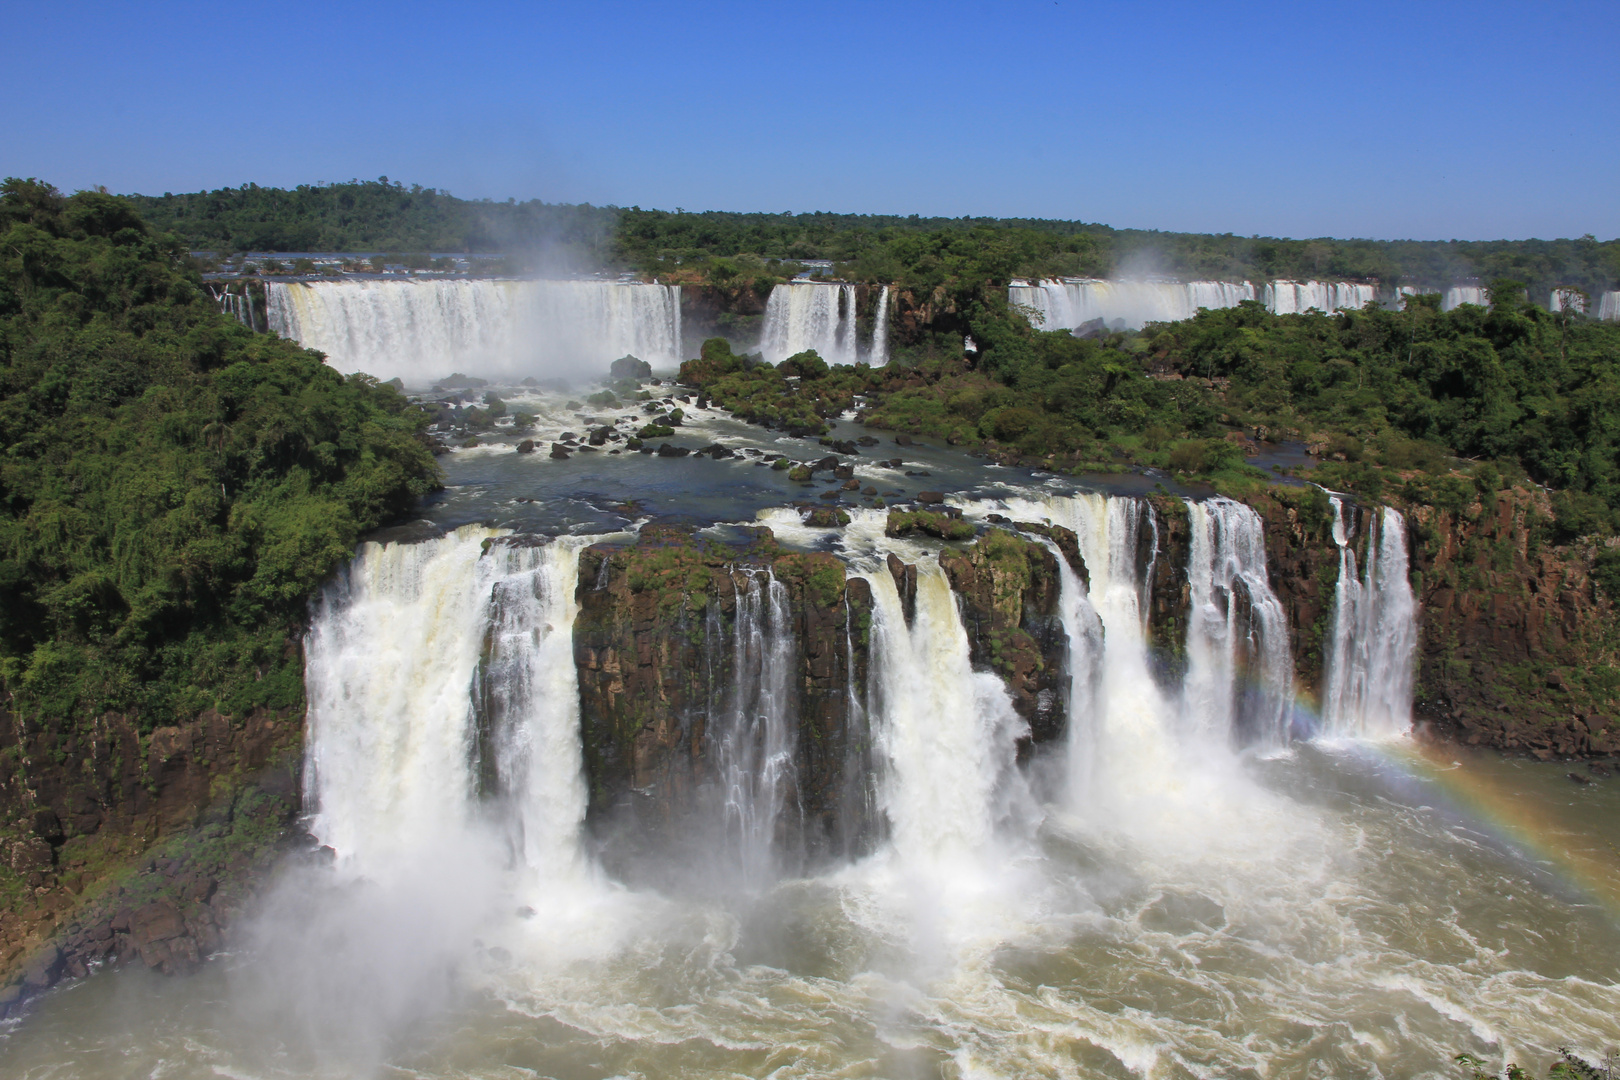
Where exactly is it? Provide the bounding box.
[870,285,890,367]
[1183,498,1294,747]
[1322,502,1418,738]
[713,568,798,881]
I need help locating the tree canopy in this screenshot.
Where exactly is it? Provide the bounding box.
[0,179,441,726]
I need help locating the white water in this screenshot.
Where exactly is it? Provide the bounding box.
[759,282,883,366]
[9,495,1620,1079]
[304,527,593,874]
[1321,499,1418,738]
[1550,288,1588,315]
[870,284,890,367]
[1009,278,1257,332]
[1008,278,1390,331]
[1599,290,1620,321]
[1183,497,1294,748]
[862,563,1031,867]
[1444,285,1489,311]
[1263,279,1378,315]
[710,569,799,883]
[266,279,682,385]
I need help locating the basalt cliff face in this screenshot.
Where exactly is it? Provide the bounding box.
[2,484,1615,1002]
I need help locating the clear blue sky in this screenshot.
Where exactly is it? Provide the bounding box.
[3,1,1615,241]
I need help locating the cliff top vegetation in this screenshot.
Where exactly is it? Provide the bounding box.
[0,179,441,728]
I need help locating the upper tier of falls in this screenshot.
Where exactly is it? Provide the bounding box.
[1008,277,1612,330]
[266,279,682,385]
[759,282,889,366]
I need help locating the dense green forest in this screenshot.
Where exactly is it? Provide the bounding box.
[684,278,1620,542]
[0,179,440,726]
[128,180,1620,298]
[129,179,617,267]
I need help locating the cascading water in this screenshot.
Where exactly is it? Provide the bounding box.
[1183,497,1294,748]
[860,562,1030,866]
[266,279,683,385]
[1008,278,1257,332]
[708,568,799,882]
[1321,499,1418,738]
[303,526,593,875]
[759,282,880,366]
[1598,290,1620,321]
[1264,279,1378,315]
[1443,285,1488,310]
[870,284,890,367]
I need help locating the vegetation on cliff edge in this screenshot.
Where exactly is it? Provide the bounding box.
[0,179,441,728]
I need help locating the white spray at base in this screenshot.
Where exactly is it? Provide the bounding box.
[1322,498,1418,738]
[267,279,682,385]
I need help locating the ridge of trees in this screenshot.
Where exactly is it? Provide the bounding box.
[0,179,441,727]
[125,180,1620,299]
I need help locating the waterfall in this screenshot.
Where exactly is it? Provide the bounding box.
[1035,535,1106,800]
[998,494,1182,793]
[1442,285,1488,311]
[1008,278,1257,332]
[304,527,592,875]
[1321,500,1417,738]
[708,568,799,882]
[870,285,890,367]
[1264,280,1378,315]
[1183,498,1294,748]
[1549,288,1588,315]
[1597,291,1620,321]
[759,282,860,366]
[266,279,683,385]
[861,562,1029,864]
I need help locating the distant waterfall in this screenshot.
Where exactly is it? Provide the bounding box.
[1183,498,1294,748]
[870,285,890,367]
[1009,279,1257,332]
[1550,289,1588,315]
[266,279,682,385]
[861,563,1029,864]
[1321,500,1417,738]
[1443,285,1488,311]
[760,282,889,366]
[303,527,592,875]
[212,285,257,329]
[1598,291,1620,321]
[708,569,799,882]
[1264,280,1377,315]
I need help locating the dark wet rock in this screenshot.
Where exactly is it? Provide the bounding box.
[804,507,851,527]
[894,434,914,446]
[656,444,691,458]
[550,444,571,459]
[812,456,841,474]
[916,491,944,505]
[516,439,536,454]
[610,355,652,381]
[841,479,860,491]
[857,436,879,447]
[833,465,855,480]
[818,490,841,501]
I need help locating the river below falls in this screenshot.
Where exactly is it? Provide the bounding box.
[2,741,1617,1079]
